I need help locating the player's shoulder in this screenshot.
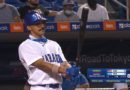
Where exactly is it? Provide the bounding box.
[19,39,32,48]
[47,39,59,45]
[47,39,60,47]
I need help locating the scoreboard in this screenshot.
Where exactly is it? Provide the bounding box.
[87,68,130,83]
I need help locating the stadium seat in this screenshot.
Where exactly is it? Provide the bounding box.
[97,0,105,5]
[40,0,52,10]
[5,0,24,7]
[41,0,78,11]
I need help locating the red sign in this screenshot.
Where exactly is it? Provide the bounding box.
[103,21,116,31]
[10,22,24,32]
[57,22,70,32]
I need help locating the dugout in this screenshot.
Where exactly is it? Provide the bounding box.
[1,30,130,88]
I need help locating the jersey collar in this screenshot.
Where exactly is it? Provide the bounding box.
[28,35,47,42]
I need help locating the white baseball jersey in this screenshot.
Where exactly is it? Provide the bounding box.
[77,3,109,22]
[18,35,66,85]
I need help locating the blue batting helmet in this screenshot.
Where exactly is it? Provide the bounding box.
[24,11,47,26]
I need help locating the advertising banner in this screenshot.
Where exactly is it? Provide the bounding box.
[57,22,70,32]
[10,22,24,32]
[86,22,103,31]
[117,21,130,30]
[103,21,116,31]
[0,24,10,32]
[46,22,57,32]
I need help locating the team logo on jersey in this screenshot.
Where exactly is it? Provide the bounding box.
[43,53,63,63]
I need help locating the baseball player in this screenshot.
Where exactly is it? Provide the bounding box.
[18,11,80,90]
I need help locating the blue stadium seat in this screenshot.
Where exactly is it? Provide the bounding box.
[41,0,78,11]
[40,0,53,10]
[97,0,105,5]
[45,16,55,22]
[5,0,24,7]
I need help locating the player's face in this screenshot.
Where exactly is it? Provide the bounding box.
[27,23,46,38]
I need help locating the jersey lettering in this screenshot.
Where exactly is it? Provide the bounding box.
[44,53,63,63]
[44,55,49,62]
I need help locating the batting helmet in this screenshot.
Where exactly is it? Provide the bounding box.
[24,11,47,26]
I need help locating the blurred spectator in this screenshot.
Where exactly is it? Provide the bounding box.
[18,0,57,20]
[118,0,126,19]
[77,0,109,22]
[55,0,79,22]
[49,0,78,11]
[0,0,20,23]
[49,0,63,11]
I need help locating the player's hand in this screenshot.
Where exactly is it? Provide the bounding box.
[66,65,80,77]
[70,73,90,87]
